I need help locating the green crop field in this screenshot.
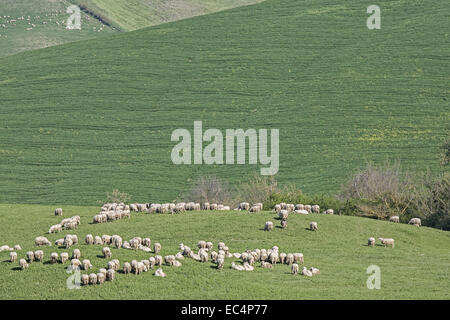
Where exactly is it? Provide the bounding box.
[0,0,448,205]
[70,0,264,31]
[0,204,449,299]
[0,0,115,58]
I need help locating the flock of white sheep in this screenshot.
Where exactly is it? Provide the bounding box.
[1,201,423,286]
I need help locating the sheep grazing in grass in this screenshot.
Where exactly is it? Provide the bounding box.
[155,268,166,277]
[49,224,62,234]
[155,255,163,266]
[142,260,150,271]
[218,242,226,251]
[293,253,304,264]
[54,208,63,216]
[260,249,268,262]
[19,259,29,270]
[102,247,112,259]
[210,251,218,263]
[98,268,107,277]
[94,236,103,245]
[81,274,89,286]
[302,267,313,277]
[149,257,156,269]
[89,273,97,285]
[281,220,288,229]
[310,221,318,231]
[389,216,400,223]
[176,252,185,260]
[164,255,176,266]
[408,218,421,227]
[50,252,59,264]
[325,209,334,215]
[304,205,312,213]
[112,235,123,249]
[197,240,207,249]
[206,242,213,251]
[379,238,395,248]
[85,234,94,245]
[264,221,274,231]
[10,252,17,262]
[274,204,281,213]
[97,273,105,284]
[243,262,254,271]
[295,209,309,215]
[286,204,295,212]
[268,251,279,265]
[285,253,294,265]
[71,259,81,270]
[112,259,120,270]
[72,249,81,260]
[238,202,250,210]
[368,237,375,247]
[106,269,115,281]
[102,235,112,245]
[231,262,245,271]
[13,245,22,251]
[199,250,209,263]
[82,259,92,270]
[260,261,273,269]
[123,262,132,274]
[55,238,64,246]
[279,210,288,220]
[292,263,299,274]
[60,252,69,264]
[173,260,182,267]
[295,204,304,210]
[310,267,320,275]
[34,250,44,262]
[202,202,210,210]
[311,205,320,213]
[154,243,161,254]
[143,238,151,247]
[249,206,261,213]
[35,236,51,247]
[64,238,73,249]
[217,257,225,270]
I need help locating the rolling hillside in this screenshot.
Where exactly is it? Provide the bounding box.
[0,0,115,57]
[0,0,449,205]
[0,204,449,299]
[70,0,265,31]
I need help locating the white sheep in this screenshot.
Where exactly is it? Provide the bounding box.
[54,208,63,216]
[81,274,89,286]
[304,205,312,213]
[301,266,313,277]
[102,235,112,245]
[260,261,273,269]
[311,205,320,213]
[55,238,64,246]
[379,238,395,248]
[231,262,245,271]
[155,268,166,277]
[217,257,225,270]
[102,247,112,259]
[97,273,105,284]
[13,245,22,251]
[294,209,309,215]
[264,221,274,231]
[94,236,103,245]
[368,237,375,247]
[243,262,254,271]
[35,236,51,246]
[285,253,294,265]
[82,259,93,270]
[106,269,115,281]
[325,209,334,215]
[154,242,161,254]
[60,252,69,264]
[293,253,304,264]
[34,250,44,262]
[143,238,151,247]
[310,267,320,275]
[49,224,62,234]
[291,263,299,274]
[10,252,17,262]
[19,258,29,270]
[71,259,81,270]
[50,252,59,264]
[123,262,132,274]
[72,249,81,260]
[89,273,98,285]
[148,257,156,269]
[389,216,400,223]
[310,221,318,231]
[85,234,94,245]
[408,218,421,226]
[279,210,288,220]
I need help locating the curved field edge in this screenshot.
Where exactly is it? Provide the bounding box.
[0,203,449,299]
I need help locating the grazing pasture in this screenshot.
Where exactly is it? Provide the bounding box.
[0,204,449,299]
[0,0,448,204]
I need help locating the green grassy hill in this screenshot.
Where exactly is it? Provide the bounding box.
[70,0,264,31]
[0,204,449,299]
[0,0,116,57]
[0,0,449,205]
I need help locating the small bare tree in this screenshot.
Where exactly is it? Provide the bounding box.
[183,176,232,205]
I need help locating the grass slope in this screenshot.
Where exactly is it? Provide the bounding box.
[0,0,115,58]
[70,0,265,31]
[0,0,449,204]
[0,204,449,299]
